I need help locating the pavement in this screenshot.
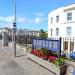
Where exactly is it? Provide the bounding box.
[0,40,55,75]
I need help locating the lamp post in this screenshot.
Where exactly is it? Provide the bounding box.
[12,0,16,57]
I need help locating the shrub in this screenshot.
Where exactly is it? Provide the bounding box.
[54,57,65,66]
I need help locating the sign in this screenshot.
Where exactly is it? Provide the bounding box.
[13,22,16,27]
[12,22,16,33]
[12,27,16,33]
[32,38,60,51]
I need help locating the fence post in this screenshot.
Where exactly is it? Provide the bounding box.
[59,37,61,57]
[67,38,71,59]
[74,38,75,51]
[26,36,27,47]
[61,37,64,52]
[20,35,21,45]
[58,37,61,65]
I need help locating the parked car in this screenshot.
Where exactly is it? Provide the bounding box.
[70,51,75,60]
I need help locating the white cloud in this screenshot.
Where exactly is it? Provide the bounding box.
[34,17,42,24]
[0,17,4,20]
[34,12,47,24]
[0,16,14,23]
[35,12,44,17]
[28,17,47,24]
[0,14,47,27]
[34,17,47,24]
[5,16,14,23]
[0,16,14,28]
[18,17,27,23]
[17,16,45,24]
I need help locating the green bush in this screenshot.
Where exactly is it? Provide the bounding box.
[54,57,65,66]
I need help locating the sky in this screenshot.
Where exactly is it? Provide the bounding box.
[0,0,75,31]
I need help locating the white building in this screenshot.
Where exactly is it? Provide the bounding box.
[48,4,75,58]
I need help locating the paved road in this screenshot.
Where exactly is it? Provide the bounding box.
[0,40,55,75]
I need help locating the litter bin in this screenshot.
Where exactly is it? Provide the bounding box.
[2,29,8,46]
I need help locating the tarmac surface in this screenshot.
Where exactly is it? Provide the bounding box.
[0,40,55,75]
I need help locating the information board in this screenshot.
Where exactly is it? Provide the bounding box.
[32,38,61,51]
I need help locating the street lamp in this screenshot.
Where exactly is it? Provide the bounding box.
[12,0,16,57]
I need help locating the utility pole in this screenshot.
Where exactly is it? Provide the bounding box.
[12,0,16,57]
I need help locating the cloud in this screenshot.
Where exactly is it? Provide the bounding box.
[35,12,44,17]
[5,16,14,23]
[0,14,47,28]
[17,16,46,24]
[17,16,47,24]
[0,16,14,23]
[0,17,4,20]
[18,17,27,23]
[34,12,47,24]
[34,17,42,24]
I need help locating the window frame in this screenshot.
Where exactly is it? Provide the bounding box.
[66,27,72,36]
[56,28,59,36]
[51,17,53,24]
[67,12,72,21]
[56,15,59,23]
[50,29,53,36]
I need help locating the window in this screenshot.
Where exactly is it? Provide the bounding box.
[56,28,59,36]
[51,18,53,24]
[67,12,72,21]
[66,27,72,36]
[51,29,53,36]
[56,15,59,23]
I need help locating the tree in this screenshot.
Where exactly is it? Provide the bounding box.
[40,29,45,33]
[39,29,48,38]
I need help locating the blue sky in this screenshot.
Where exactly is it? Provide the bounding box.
[0,0,75,31]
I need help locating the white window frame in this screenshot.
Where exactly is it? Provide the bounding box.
[67,12,72,21]
[56,15,59,23]
[51,18,53,24]
[51,29,53,36]
[56,28,59,36]
[66,27,72,36]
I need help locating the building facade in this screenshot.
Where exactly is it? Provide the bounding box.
[16,29,39,37]
[48,4,75,58]
[48,4,75,38]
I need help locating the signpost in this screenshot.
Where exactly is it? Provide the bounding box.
[12,0,16,57]
[13,23,16,57]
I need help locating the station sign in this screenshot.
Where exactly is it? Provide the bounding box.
[32,38,60,51]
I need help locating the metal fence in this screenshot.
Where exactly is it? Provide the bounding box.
[16,35,33,47]
[61,37,75,58]
[8,35,75,59]
[32,37,75,59]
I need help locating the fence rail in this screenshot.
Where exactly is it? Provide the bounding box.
[16,35,33,47]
